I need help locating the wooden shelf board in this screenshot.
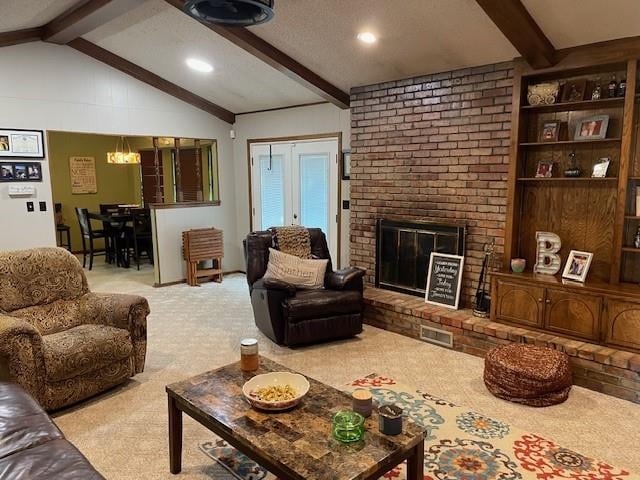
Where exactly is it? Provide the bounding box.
[622,247,640,253]
[517,177,618,182]
[491,270,640,297]
[625,216,640,219]
[520,138,622,147]
[522,97,624,113]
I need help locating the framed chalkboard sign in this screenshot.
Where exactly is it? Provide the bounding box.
[425,253,464,309]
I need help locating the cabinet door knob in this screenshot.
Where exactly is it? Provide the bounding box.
[546,299,551,304]
[538,298,543,303]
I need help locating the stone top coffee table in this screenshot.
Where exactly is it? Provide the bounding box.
[166,356,425,479]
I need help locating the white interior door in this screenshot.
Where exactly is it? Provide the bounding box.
[250,138,339,261]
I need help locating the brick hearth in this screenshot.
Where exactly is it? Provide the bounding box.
[364,287,640,404]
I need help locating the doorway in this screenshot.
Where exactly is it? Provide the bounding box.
[249,137,339,261]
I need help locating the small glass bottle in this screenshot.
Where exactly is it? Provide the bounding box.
[608,75,617,98]
[240,338,259,372]
[618,76,627,97]
[591,79,601,100]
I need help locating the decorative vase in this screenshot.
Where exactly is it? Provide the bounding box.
[511,258,526,273]
[634,227,640,249]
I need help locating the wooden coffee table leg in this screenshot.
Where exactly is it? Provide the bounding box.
[168,396,183,474]
[406,441,424,480]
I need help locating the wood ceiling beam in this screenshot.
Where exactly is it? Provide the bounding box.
[475,0,556,69]
[68,38,236,124]
[164,0,350,109]
[0,27,44,48]
[42,0,138,44]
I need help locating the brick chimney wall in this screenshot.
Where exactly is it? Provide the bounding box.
[349,61,514,306]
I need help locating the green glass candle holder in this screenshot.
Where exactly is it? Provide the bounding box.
[332,410,365,443]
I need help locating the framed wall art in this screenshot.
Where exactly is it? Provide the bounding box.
[0,129,45,158]
[0,162,42,182]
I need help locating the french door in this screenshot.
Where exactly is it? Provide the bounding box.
[250,138,339,260]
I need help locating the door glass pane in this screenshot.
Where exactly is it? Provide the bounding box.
[299,153,328,234]
[259,154,285,228]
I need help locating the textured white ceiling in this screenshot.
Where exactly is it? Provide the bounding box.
[522,0,640,49]
[0,0,79,33]
[83,0,324,113]
[251,0,519,90]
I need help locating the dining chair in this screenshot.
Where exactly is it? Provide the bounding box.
[125,208,153,270]
[99,203,121,263]
[54,203,71,251]
[75,207,106,270]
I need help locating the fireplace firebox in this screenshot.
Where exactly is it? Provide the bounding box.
[375,218,465,297]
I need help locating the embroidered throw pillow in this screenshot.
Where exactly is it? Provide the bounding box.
[263,248,328,289]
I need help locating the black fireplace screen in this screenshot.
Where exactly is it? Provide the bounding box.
[375,219,465,297]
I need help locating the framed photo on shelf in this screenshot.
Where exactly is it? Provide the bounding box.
[561,79,587,102]
[0,162,42,182]
[0,129,45,158]
[342,149,351,180]
[540,121,561,142]
[535,161,554,178]
[592,158,610,178]
[562,250,593,283]
[574,115,609,140]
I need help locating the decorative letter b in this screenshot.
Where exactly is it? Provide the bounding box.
[534,231,562,275]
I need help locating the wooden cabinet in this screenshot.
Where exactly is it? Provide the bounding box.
[544,289,601,341]
[491,272,640,352]
[495,280,544,327]
[603,299,640,351]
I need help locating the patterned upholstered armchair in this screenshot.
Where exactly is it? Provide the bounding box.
[0,247,149,411]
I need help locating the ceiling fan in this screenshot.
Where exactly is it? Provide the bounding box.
[183,0,275,26]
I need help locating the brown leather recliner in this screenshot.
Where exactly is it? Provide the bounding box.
[244,229,365,346]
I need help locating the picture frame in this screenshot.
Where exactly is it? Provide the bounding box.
[592,157,610,178]
[561,78,587,102]
[535,161,554,178]
[0,162,42,182]
[342,149,351,180]
[574,115,609,140]
[540,121,561,142]
[425,252,464,310]
[0,129,45,158]
[562,250,593,283]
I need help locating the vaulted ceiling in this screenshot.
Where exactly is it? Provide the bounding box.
[2,0,640,121]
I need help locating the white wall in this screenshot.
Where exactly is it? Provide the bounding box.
[0,42,242,270]
[232,103,351,268]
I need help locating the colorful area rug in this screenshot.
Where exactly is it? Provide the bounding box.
[200,374,636,480]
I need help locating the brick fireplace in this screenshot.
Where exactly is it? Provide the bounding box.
[350,61,513,306]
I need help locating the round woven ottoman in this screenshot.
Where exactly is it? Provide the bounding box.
[484,343,572,407]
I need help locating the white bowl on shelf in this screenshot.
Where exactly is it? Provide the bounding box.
[242,372,310,411]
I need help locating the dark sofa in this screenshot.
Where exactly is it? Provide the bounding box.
[0,382,104,479]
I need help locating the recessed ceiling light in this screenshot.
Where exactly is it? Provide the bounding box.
[357,32,377,44]
[186,58,214,73]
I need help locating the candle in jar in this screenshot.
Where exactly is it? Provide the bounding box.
[378,404,403,436]
[240,338,259,372]
[352,389,372,417]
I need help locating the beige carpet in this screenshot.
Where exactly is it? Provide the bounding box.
[52,262,640,479]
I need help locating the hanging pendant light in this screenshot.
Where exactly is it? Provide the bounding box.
[107,136,141,165]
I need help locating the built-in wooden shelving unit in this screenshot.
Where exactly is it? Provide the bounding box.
[490,57,640,354]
